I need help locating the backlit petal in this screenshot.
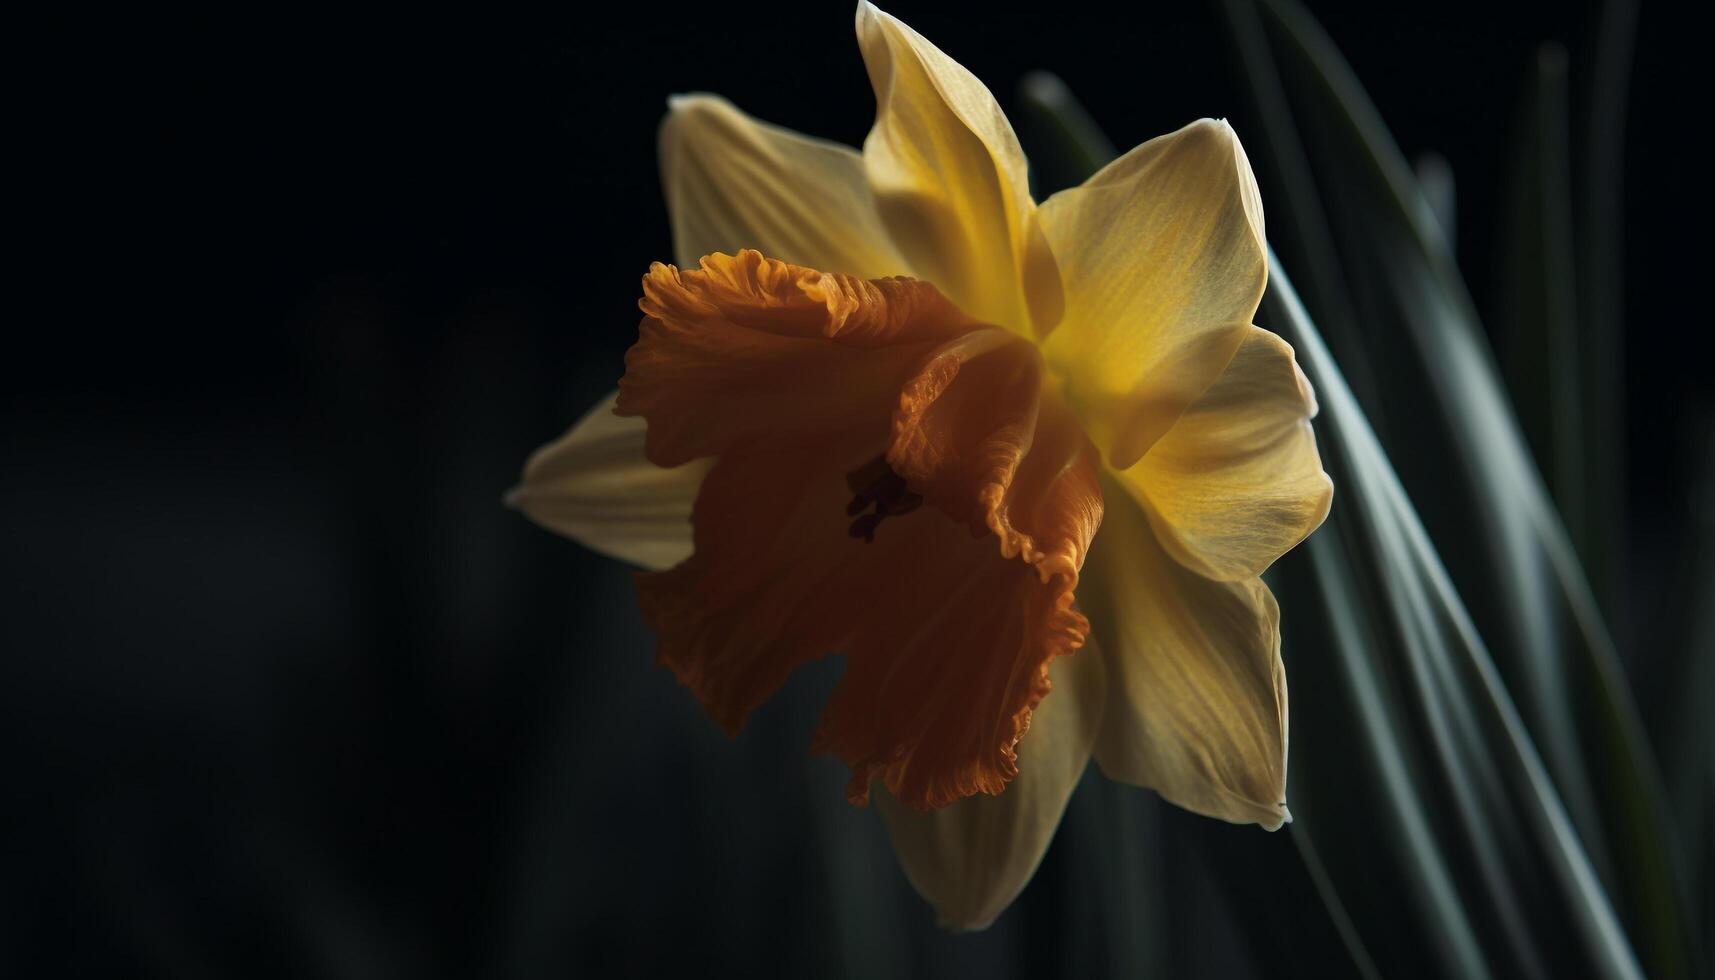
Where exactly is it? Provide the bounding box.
[1039,119,1268,468]
[877,643,1104,930]
[1079,481,1290,828]
[619,251,1103,810]
[1122,326,1332,581]
[855,2,1062,336]
[660,94,907,279]
[507,392,709,570]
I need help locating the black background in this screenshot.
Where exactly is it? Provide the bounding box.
[6,1,1709,976]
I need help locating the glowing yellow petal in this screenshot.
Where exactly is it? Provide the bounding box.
[1039,119,1268,469]
[1079,482,1290,828]
[660,94,906,279]
[1121,325,1332,581]
[877,643,1104,930]
[506,392,709,570]
[855,2,1062,336]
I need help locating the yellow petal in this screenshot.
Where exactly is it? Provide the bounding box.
[1039,119,1268,469]
[659,94,906,280]
[1079,481,1290,828]
[1122,325,1332,581]
[877,642,1104,930]
[855,2,1062,336]
[506,392,710,570]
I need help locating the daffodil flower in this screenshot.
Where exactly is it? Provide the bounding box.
[508,2,1332,928]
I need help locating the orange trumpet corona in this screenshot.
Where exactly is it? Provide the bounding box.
[619,251,1103,810]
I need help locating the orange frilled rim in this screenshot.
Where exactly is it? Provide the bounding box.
[615,250,1104,810]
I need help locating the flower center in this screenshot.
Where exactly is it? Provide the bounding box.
[844,454,923,543]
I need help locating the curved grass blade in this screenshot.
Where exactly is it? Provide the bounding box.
[1414,152,1455,247]
[1222,1,1696,973]
[1495,43,1586,611]
[1641,422,1715,971]
[1214,0,1375,414]
[1265,256,1643,980]
[1574,0,1638,623]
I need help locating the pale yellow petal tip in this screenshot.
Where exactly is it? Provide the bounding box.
[661,93,730,138]
[916,867,1020,932]
[1227,124,1267,251]
[664,92,718,115]
[1175,117,1266,255]
[1220,793,1291,831]
[855,1,909,46]
[1196,786,1293,830]
[938,908,1003,933]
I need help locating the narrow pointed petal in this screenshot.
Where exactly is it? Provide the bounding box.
[659,94,907,279]
[507,392,709,570]
[877,643,1104,930]
[1080,482,1290,828]
[855,2,1062,336]
[1122,325,1333,581]
[1039,119,1268,468]
[619,251,1103,810]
